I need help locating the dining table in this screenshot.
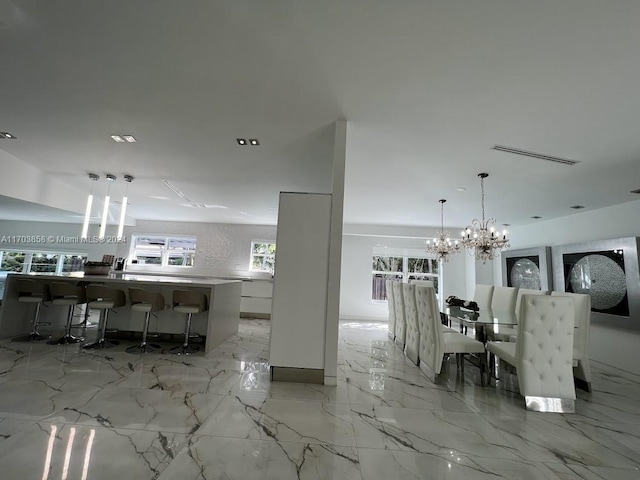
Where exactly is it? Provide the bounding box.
[443,305,518,383]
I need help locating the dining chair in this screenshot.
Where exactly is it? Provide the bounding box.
[487,294,576,412]
[392,282,406,349]
[491,286,518,314]
[491,288,548,343]
[416,285,485,384]
[403,283,419,365]
[385,279,396,340]
[552,291,592,392]
[473,284,494,310]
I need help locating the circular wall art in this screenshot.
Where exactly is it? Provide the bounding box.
[569,254,627,310]
[509,258,541,290]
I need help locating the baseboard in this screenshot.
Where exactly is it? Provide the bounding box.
[271,366,324,384]
[339,315,387,322]
[240,312,271,320]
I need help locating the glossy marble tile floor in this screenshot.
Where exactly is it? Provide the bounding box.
[0,319,639,479]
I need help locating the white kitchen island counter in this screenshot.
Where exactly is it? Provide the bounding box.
[0,273,242,354]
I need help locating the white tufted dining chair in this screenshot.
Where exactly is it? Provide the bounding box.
[416,285,485,383]
[393,282,407,349]
[551,291,592,392]
[491,287,546,342]
[473,284,494,310]
[386,279,396,340]
[487,294,576,412]
[491,286,518,314]
[403,283,420,365]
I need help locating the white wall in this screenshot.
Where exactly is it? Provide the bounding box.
[0,220,115,260]
[0,219,276,279]
[116,220,276,278]
[503,198,640,375]
[339,228,468,320]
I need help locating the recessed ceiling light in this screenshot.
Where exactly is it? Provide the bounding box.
[249,138,260,146]
[570,205,585,209]
[123,135,136,143]
[0,132,16,139]
[237,138,247,145]
[111,135,125,142]
[456,187,466,192]
[531,216,542,219]
[203,204,228,209]
[149,195,170,200]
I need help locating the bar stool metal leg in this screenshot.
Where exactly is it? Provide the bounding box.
[49,304,84,345]
[170,312,200,355]
[13,301,50,342]
[82,309,120,349]
[126,312,160,354]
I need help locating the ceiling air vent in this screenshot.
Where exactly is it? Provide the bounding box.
[570,205,585,209]
[631,189,640,194]
[491,145,579,166]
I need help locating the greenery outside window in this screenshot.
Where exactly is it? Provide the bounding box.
[372,253,440,302]
[250,242,276,273]
[0,251,87,274]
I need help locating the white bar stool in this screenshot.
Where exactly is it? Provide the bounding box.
[82,285,126,349]
[13,278,51,342]
[48,282,86,345]
[126,288,165,354]
[170,290,208,355]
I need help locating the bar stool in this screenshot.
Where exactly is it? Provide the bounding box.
[126,288,165,354]
[82,284,126,349]
[13,279,51,342]
[47,282,86,345]
[170,290,207,355]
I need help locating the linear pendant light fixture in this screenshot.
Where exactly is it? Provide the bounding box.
[81,173,99,239]
[99,174,116,239]
[117,175,133,240]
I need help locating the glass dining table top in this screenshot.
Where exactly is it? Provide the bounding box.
[444,305,517,327]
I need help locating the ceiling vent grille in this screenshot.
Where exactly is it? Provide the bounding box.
[491,145,579,166]
[631,188,640,194]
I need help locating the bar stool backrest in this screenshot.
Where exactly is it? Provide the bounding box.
[129,288,165,312]
[49,282,87,303]
[16,278,51,300]
[86,284,126,308]
[173,290,207,313]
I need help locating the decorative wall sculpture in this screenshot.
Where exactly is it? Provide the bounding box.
[501,247,552,291]
[552,237,640,327]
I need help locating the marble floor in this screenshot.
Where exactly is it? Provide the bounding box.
[0,319,639,479]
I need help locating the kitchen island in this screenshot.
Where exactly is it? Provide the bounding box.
[0,273,242,354]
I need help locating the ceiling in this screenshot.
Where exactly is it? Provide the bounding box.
[1,0,640,231]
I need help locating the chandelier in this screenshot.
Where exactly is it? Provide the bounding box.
[425,199,461,262]
[460,173,510,263]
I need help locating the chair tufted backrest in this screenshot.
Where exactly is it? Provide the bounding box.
[491,286,518,315]
[386,279,396,338]
[515,288,548,323]
[393,282,407,346]
[551,291,591,384]
[416,285,443,374]
[516,294,576,400]
[473,284,494,309]
[403,283,420,363]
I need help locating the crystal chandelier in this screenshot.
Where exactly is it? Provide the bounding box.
[425,199,461,262]
[460,173,510,263]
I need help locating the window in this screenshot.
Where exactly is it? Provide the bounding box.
[0,251,26,272]
[372,253,440,302]
[0,251,87,274]
[250,242,276,273]
[29,253,59,273]
[130,235,196,268]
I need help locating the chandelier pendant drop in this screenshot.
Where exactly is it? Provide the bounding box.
[460,173,510,263]
[425,199,461,262]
